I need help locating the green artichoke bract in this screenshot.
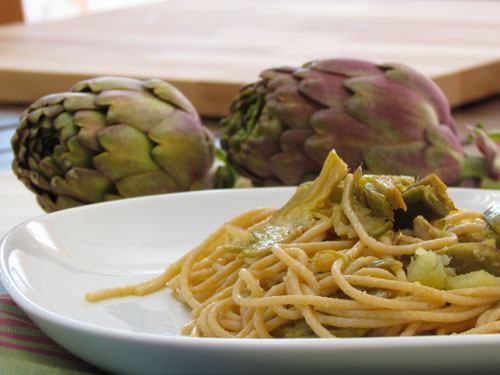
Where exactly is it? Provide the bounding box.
[12,77,215,212]
[221,58,499,187]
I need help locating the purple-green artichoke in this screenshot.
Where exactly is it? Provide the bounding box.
[221,58,499,188]
[12,77,215,212]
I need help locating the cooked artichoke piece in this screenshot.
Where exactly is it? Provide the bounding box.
[331,183,344,204]
[363,175,411,209]
[312,250,349,273]
[354,170,392,220]
[366,288,393,299]
[347,169,395,237]
[241,150,348,257]
[395,233,422,245]
[275,319,369,338]
[400,185,446,222]
[360,182,393,220]
[369,258,403,273]
[370,175,415,192]
[484,202,500,235]
[276,320,316,338]
[446,270,500,289]
[224,224,251,245]
[332,204,357,239]
[352,199,393,238]
[484,227,500,249]
[412,215,448,240]
[437,243,500,277]
[395,174,455,228]
[482,199,499,249]
[353,170,408,221]
[407,248,450,289]
[330,327,369,338]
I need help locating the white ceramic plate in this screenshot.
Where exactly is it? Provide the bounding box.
[1,187,500,374]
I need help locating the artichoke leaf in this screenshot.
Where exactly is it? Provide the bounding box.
[73,110,107,151]
[270,151,318,186]
[93,124,158,181]
[223,99,284,182]
[344,74,439,143]
[55,195,83,211]
[306,108,379,168]
[28,104,64,124]
[474,125,500,180]
[308,58,382,77]
[27,156,43,176]
[382,63,455,127]
[62,93,97,112]
[150,110,212,189]
[103,193,122,201]
[54,112,77,143]
[363,142,429,178]
[50,167,114,204]
[59,136,95,170]
[39,156,64,179]
[268,83,318,130]
[96,90,174,133]
[36,194,57,212]
[27,170,52,192]
[296,69,349,109]
[145,79,197,114]
[115,169,181,198]
[72,76,145,94]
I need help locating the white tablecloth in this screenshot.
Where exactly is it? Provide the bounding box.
[0,170,43,239]
[0,171,43,292]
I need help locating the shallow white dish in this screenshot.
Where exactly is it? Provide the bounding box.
[1,187,500,374]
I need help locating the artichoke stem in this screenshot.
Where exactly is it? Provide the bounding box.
[459,154,489,181]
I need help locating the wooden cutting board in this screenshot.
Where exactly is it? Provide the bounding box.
[0,0,500,117]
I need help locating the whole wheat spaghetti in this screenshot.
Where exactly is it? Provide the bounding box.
[86,151,500,338]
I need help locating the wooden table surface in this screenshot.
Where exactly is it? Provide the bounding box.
[0,0,500,116]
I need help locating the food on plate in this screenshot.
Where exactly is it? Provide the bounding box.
[87,150,500,338]
[11,77,216,212]
[221,58,500,189]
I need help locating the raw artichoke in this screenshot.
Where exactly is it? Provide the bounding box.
[221,58,499,188]
[12,77,215,212]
